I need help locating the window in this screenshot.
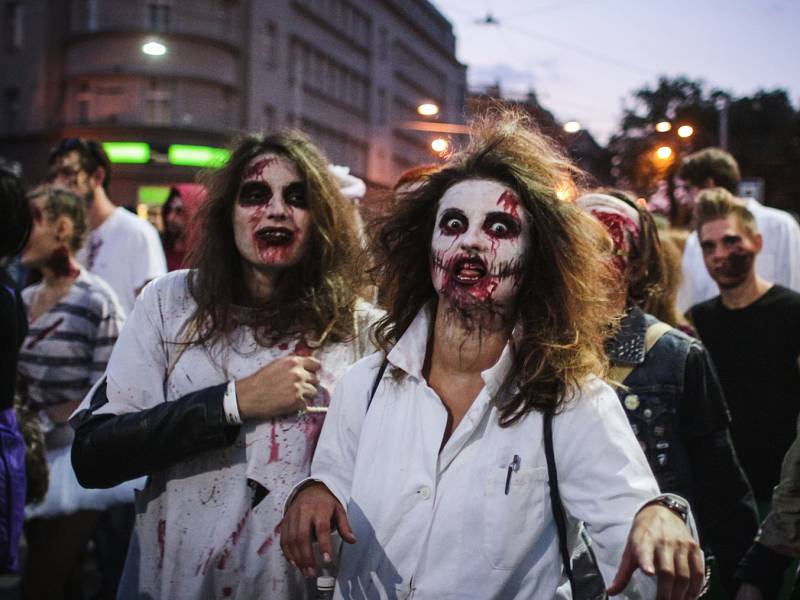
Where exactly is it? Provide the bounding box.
[4,2,23,50]
[377,26,388,61]
[86,0,99,31]
[147,0,171,31]
[3,87,19,132]
[145,79,171,125]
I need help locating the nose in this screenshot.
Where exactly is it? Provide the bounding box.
[458,223,488,252]
[266,193,290,220]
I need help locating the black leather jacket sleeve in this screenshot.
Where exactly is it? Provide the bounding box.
[71,378,240,489]
[682,344,760,591]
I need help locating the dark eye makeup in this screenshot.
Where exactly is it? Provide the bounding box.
[484,212,521,238]
[283,182,308,208]
[238,181,272,206]
[438,209,468,235]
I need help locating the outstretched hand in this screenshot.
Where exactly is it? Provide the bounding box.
[607,504,705,599]
[280,482,356,578]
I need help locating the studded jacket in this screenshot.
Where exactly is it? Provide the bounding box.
[608,306,759,591]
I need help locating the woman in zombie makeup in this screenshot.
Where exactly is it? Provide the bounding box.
[577,191,758,595]
[160,183,206,271]
[282,113,706,599]
[15,186,128,599]
[70,131,380,600]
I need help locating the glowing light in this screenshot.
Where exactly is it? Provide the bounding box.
[431,138,449,153]
[655,146,673,160]
[102,142,150,164]
[168,144,230,168]
[142,41,167,56]
[677,125,694,138]
[555,182,574,202]
[563,121,581,133]
[655,121,672,133]
[137,186,170,205]
[417,103,440,117]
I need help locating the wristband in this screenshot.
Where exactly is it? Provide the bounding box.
[223,380,243,425]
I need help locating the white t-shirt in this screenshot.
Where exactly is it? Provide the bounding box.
[78,270,381,600]
[678,199,800,313]
[76,207,167,315]
[295,306,678,599]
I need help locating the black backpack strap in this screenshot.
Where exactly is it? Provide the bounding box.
[367,357,388,412]
[544,411,576,591]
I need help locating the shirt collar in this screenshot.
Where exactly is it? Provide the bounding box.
[387,303,516,395]
[607,305,647,365]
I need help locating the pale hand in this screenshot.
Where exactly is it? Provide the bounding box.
[608,504,705,599]
[280,482,356,578]
[235,355,321,420]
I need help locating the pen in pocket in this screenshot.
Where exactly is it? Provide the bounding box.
[504,455,521,495]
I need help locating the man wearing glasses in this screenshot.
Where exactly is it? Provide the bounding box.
[48,138,166,314]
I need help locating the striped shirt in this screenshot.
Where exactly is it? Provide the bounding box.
[18,270,125,412]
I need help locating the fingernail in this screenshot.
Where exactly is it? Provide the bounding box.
[323,552,332,563]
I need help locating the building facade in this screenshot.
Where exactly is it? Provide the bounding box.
[0,0,466,205]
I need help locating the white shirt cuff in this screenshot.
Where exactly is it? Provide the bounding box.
[223,380,243,425]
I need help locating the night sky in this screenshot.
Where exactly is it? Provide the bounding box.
[432,0,800,143]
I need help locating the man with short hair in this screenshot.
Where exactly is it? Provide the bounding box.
[676,147,800,313]
[689,187,800,521]
[48,138,166,314]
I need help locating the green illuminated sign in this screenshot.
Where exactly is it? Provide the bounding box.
[103,142,151,164]
[137,186,171,205]
[168,144,230,168]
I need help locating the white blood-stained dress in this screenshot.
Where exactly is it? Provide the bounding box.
[75,270,381,599]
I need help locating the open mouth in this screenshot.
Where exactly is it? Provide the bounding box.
[255,227,294,246]
[453,257,487,285]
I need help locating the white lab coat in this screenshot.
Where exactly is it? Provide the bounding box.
[297,306,674,599]
[678,199,800,313]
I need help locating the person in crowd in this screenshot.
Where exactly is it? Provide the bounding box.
[676,148,800,313]
[0,159,31,574]
[736,416,800,600]
[69,131,381,599]
[16,186,127,599]
[689,189,800,530]
[48,137,167,314]
[393,163,441,196]
[578,191,758,594]
[161,183,207,271]
[281,113,705,599]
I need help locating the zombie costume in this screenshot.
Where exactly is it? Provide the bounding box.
[678,199,800,313]
[292,306,670,599]
[609,306,758,588]
[76,207,167,314]
[691,284,800,503]
[71,270,379,599]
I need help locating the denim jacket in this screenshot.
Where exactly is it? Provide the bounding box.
[608,306,759,590]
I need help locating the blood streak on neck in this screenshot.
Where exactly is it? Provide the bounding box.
[46,246,79,278]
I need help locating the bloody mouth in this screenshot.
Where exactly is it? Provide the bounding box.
[453,256,487,285]
[255,227,294,247]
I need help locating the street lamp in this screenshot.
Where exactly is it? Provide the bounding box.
[417,103,440,117]
[142,41,167,56]
[655,146,673,160]
[563,121,581,133]
[431,138,449,154]
[655,121,672,133]
[677,125,694,138]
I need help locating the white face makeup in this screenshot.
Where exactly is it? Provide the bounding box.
[430,179,530,312]
[232,153,311,270]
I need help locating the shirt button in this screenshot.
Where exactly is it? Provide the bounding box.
[418,486,431,500]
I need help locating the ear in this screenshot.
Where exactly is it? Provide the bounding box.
[752,232,763,253]
[54,215,75,245]
[91,165,106,190]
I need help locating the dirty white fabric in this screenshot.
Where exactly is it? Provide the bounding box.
[80,270,380,599]
[296,305,687,599]
[678,199,800,313]
[76,207,167,315]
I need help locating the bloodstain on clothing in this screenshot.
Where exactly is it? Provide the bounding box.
[86,236,103,269]
[26,318,64,348]
[268,420,280,464]
[215,509,253,571]
[256,535,274,556]
[157,519,166,569]
[243,157,278,180]
[496,190,520,220]
[46,246,79,278]
[293,338,314,357]
[278,342,289,351]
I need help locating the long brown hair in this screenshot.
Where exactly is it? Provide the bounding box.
[372,111,617,423]
[187,130,365,347]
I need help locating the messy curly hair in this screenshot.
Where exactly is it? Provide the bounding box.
[187,130,366,347]
[372,110,617,423]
